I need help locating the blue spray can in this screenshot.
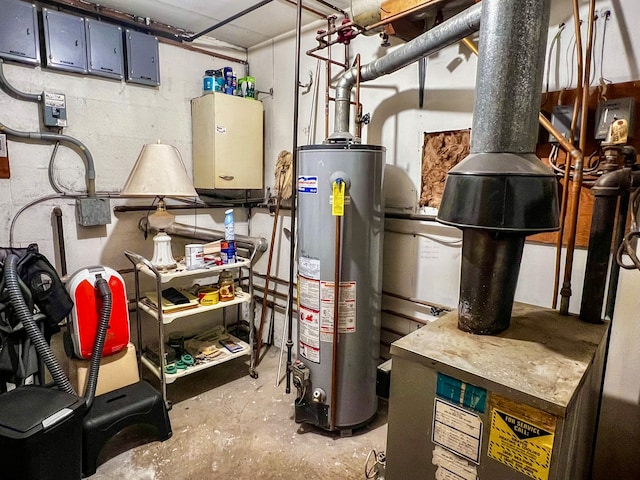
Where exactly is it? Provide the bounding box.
[224,209,235,240]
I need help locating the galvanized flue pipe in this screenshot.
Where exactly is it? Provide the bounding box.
[332,3,482,137]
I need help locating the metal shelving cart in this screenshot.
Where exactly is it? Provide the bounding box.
[124,251,257,407]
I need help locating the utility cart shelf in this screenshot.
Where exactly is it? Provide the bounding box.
[139,291,251,324]
[124,250,257,408]
[140,333,251,385]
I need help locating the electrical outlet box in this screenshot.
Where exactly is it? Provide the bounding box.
[594,97,635,141]
[548,105,580,143]
[76,198,111,226]
[43,92,67,127]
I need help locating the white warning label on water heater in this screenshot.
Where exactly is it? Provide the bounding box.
[319,281,356,342]
[299,341,319,363]
[299,306,320,349]
[298,275,320,310]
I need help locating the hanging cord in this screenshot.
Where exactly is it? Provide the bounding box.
[564,23,579,90]
[543,23,566,103]
[589,12,599,86]
[598,9,613,100]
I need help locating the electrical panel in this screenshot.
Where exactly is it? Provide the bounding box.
[43,92,67,127]
[0,0,40,65]
[594,97,635,141]
[124,29,160,86]
[85,19,124,80]
[548,105,580,143]
[42,8,88,74]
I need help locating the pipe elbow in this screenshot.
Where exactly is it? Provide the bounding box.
[591,168,632,196]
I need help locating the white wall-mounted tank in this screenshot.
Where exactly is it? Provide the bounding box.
[293,141,385,432]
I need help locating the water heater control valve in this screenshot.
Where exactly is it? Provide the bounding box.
[291,360,310,395]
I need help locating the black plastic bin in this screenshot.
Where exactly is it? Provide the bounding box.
[0,386,86,480]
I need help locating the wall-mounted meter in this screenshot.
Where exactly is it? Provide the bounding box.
[594,97,635,141]
[43,92,67,128]
[548,105,580,143]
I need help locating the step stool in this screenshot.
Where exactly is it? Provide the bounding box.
[82,380,172,476]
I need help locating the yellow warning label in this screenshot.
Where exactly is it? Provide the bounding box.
[332,181,345,216]
[488,395,556,480]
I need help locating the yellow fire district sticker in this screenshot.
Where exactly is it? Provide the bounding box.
[488,395,556,480]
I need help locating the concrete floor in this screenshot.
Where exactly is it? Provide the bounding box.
[89,347,388,479]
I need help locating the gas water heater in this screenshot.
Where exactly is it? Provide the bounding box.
[294,141,384,432]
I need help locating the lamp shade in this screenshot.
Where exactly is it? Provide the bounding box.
[121,142,198,197]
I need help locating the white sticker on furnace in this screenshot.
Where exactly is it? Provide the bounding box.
[432,445,477,480]
[298,275,320,310]
[432,398,482,464]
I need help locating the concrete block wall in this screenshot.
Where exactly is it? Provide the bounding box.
[1,42,243,276]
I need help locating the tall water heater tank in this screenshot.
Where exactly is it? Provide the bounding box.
[293,142,385,432]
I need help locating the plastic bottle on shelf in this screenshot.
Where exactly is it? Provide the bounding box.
[203,70,214,93]
[218,270,235,301]
[224,209,235,240]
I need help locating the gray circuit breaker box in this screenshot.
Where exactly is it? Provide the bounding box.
[85,19,124,80]
[0,0,40,65]
[42,8,88,74]
[385,303,609,480]
[124,29,160,86]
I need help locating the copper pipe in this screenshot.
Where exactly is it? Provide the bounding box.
[306,50,348,68]
[560,0,596,315]
[330,213,342,431]
[354,54,362,139]
[569,0,584,145]
[555,0,584,308]
[325,18,333,139]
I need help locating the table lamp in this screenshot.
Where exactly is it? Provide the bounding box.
[121,141,198,270]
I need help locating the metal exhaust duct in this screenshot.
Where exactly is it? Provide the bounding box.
[437,0,559,334]
[332,3,482,137]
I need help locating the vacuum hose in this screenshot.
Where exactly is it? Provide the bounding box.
[84,274,112,409]
[3,254,75,395]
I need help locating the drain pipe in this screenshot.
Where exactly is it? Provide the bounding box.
[437,0,558,334]
[332,3,482,138]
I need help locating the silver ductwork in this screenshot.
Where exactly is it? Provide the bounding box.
[437,0,559,334]
[332,3,482,137]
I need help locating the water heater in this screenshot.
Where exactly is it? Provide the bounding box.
[294,142,384,432]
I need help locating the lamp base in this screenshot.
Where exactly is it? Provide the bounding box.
[151,231,177,270]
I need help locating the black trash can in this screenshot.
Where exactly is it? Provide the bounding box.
[0,386,86,480]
